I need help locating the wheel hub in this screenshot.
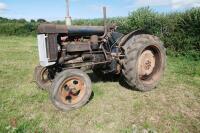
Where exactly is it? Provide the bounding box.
[59,77,86,105]
[138,50,156,78]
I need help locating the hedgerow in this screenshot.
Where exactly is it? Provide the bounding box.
[0,7,199,57]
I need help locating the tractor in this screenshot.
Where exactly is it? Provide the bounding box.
[34,7,166,111]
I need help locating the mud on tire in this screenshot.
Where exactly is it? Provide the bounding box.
[122,34,166,91]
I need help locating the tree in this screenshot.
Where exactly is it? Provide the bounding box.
[30,19,36,23]
[37,19,47,23]
[18,19,27,23]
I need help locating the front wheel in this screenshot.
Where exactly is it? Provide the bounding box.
[122,34,166,91]
[34,65,52,90]
[50,69,92,111]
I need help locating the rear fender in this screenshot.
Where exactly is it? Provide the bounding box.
[119,29,148,47]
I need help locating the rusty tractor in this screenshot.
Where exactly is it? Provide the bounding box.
[34,7,166,111]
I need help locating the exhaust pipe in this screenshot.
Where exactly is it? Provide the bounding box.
[100,6,108,39]
[65,0,72,26]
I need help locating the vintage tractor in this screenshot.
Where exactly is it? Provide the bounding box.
[34,7,166,111]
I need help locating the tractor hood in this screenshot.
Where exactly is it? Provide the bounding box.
[37,24,105,37]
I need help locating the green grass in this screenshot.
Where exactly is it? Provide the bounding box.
[0,36,200,133]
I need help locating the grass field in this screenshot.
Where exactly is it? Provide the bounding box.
[0,36,200,133]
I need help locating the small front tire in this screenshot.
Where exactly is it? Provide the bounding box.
[34,65,51,90]
[50,69,92,111]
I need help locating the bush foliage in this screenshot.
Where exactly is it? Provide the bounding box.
[0,7,200,57]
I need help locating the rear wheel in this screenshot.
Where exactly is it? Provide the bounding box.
[122,34,166,91]
[34,65,51,90]
[50,69,92,111]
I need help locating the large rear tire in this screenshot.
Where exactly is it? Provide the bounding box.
[122,34,166,91]
[50,69,92,111]
[34,65,51,90]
